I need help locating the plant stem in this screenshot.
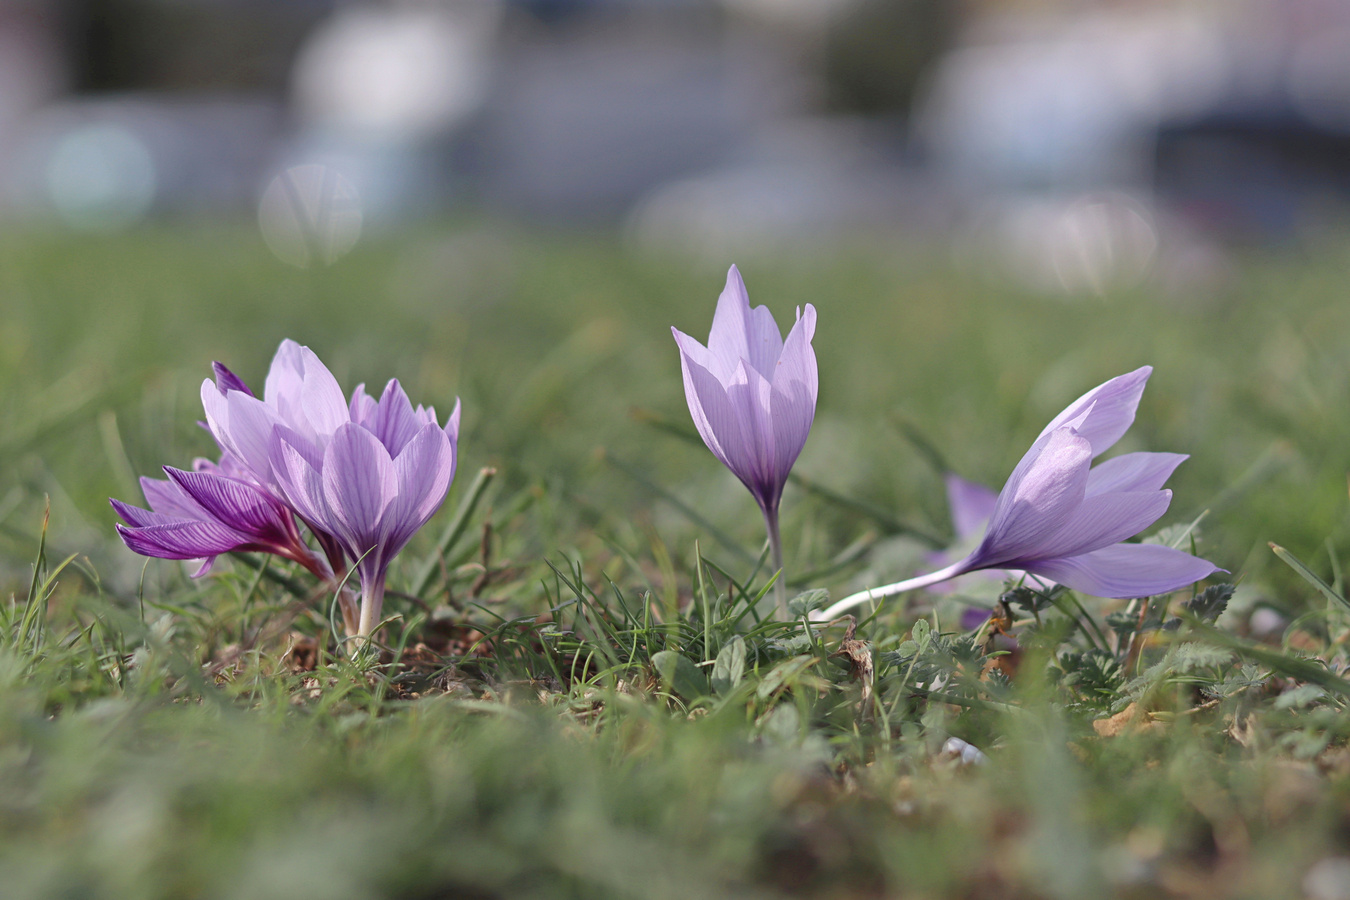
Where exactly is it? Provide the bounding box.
[358,578,387,638]
[764,505,786,619]
[813,561,969,621]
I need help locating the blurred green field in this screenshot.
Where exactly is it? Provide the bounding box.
[3,226,1350,899]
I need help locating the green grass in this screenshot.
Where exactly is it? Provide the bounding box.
[3,225,1350,898]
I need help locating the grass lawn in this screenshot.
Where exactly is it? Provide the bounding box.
[2,225,1350,899]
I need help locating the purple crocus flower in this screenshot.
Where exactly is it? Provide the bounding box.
[269,378,461,637]
[112,455,327,579]
[672,265,817,617]
[818,367,1220,620]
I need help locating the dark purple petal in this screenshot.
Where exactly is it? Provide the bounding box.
[163,467,294,544]
[1025,543,1221,598]
[140,475,204,520]
[115,520,251,559]
[212,362,254,397]
[110,498,175,529]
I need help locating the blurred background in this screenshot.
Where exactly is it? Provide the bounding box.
[4,0,1350,288]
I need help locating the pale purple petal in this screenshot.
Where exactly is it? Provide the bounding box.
[1023,489,1172,562]
[768,304,817,482]
[321,423,397,552]
[723,359,778,506]
[1085,452,1187,496]
[705,265,784,382]
[269,430,331,528]
[364,380,423,456]
[140,475,204,520]
[263,339,306,410]
[945,474,999,541]
[674,333,749,475]
[297,345,350,440]
[1036,366,1151,457]
[1025,543,1220,598]
[383,424,455,553]
[976,428,1092,565]
[445,398,461,444]
[349,383,378,425]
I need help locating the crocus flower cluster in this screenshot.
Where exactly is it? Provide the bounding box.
[672,265,817,616]
[815,367,1220,620]
[113,340,459,638]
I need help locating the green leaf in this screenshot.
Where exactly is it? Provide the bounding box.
[756,655,815,701]
[651,650,708,701]
[911,618,931,652]
[1270,544,1350,612]
[787,589,829,617]
[711,635,746,696]
[1183,583,1235,623]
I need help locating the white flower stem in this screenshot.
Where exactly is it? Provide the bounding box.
[357,578,387,638]
[814,561,969,621]
[764,506,787,620]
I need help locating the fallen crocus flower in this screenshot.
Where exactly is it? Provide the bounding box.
[112,456,327,579]
[672,265,817,617]
[817,367,1220,620]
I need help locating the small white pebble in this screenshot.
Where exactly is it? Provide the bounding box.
[941,736,988,766]
[1304,857,1350,900]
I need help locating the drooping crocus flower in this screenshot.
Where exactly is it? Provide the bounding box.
[817,367,1220,620]
[269,378,460,637]
[672,265,817,617]
[112,456,327,579]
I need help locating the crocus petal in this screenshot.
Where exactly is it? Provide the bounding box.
[1036,366,1151,456]
[706,265,784,382]
[202,383,283,486]
[297,345,350,440]
[674,333,749,475]
[269,429,331,528]
[365,380,423,456]
[976,428,1092,566]
[1024,489,1173,562]
[163,467,292,543]
[263,339,307,411]
[140,475,205,519]
[212,362,254,397]
[1025,543,1221,599]
[321,423,397,552]
[946,474,999,540]
[768,303,817,482]
[115,520,251,559]
[349,383,378,425]
[384,424,455,553]
[1086,452,1187,496]
[110,498,176,529]
[445,398,462,444]
[723,359,778,506]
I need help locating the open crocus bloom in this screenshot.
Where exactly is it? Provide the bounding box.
[269,379,460,636]
[672,265,817,616]
[817,367,1220,620]
[117,339,459,638]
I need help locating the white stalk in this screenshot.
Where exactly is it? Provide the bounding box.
[813,560,969,621]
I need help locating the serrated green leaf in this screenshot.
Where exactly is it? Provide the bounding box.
[711,635,746,696]
[651,650,708,701]
[911,618,931,651]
